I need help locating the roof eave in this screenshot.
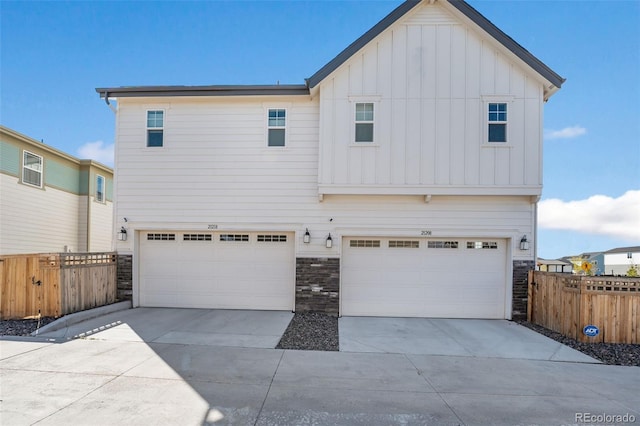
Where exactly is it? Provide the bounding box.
[446,0,565,92]
[307,0,422,88]
[95,85,310,98]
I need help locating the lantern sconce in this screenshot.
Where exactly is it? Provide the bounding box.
[326,233,333,248]
[118,226,128,241]
[519,235,529,250]
[303,228,311,244]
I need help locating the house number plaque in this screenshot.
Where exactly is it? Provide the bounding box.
[421,230,432,236]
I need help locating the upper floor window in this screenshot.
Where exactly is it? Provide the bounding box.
[147,110,164,147]
[22,150,43,188]
[96,175,105,203]
[355,103,374,142]
[268,109,286,147]
[488,103,507,143]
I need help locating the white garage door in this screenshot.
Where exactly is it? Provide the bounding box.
[139,231,294,310]
[342,237,508,319]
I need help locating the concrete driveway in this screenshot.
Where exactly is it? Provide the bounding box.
[2,307,639,425]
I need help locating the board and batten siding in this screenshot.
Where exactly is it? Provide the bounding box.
[113,97,535,260]
[317,3,543,192]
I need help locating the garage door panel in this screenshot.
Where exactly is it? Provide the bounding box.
[342,237,507,319]
[139,231,293,310]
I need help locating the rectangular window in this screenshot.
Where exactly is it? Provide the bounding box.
[147,110,164,147]
[488,103,507,142]
[147,233,175,241]
[22,150,43,187]
[96,175,105,203]
[349,240,381,248]
[257,235,287,242]
[389,240,419,248]
[355,103,374,142]
[467,241,498,250]
[183,234,212,241]
[268,109,286,147]
[220,234,249,242]
[427,241,459,249]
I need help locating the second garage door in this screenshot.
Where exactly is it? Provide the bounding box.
[139,231,294,310]
[341,237,508,319]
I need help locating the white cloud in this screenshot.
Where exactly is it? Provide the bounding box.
[538,190,640,241]
[544,125,587,140]
[77,141,114,166]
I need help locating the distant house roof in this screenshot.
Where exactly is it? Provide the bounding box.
[537,258,571,266]
[97,0,564,101]
[605,246,640,254]
[0,125,113,174]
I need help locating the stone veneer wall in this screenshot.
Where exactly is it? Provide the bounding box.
[295,257,340,315]
[117,254,133,301]
[512,259,534,320]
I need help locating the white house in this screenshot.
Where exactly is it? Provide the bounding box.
[97,0,564,320]
[604,246,640,276]
[0,125,114,254]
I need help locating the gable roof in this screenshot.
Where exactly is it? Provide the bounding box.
[307,0,565,95]
[97,0,564,100]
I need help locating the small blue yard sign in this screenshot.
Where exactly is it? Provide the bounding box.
[583,325,599,337]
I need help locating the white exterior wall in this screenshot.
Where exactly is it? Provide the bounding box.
[317,3,544,194]
[604,252,640,276]
[88,198,114,252]
[0,174,81,254]
[113,96,536,261]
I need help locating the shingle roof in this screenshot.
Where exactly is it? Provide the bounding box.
[605,246,640,254]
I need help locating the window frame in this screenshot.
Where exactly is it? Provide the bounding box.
[95,174,105,203]
[146,110,164,148]
[354,102,375,143]
[22,150,43,188]
[482,96,513,146]
[267,108,287,147]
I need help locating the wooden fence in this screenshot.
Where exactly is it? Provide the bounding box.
[528,271,640,344]
[0,252,117,320]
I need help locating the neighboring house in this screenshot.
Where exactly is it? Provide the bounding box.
[604,246,640,276]
[97,0,564,319]
[537,258,572,273]
[0,125,114,254]
[566,252,605,275]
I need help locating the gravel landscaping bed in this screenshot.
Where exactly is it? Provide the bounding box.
[0,317,57,337]
[276,312,339,351]
[519,321,640,367]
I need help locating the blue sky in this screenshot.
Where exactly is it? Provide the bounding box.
[1,0,639,259]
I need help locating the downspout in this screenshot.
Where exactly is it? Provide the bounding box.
[104,92,117,114]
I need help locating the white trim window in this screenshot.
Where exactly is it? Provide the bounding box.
[268,108,286,147]
[488,103,507,143]
[147,110,164,147]
[355,103,374,143]
[96,174,105,203]
[22,150,43,188]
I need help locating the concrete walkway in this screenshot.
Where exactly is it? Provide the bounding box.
[2,308,638,425]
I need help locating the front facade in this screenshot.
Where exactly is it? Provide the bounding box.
[0,126,114,254]
[98,0,563,319]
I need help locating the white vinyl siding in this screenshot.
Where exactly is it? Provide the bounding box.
[1,173,80,254]
[317,2,544,191]
[22,150,43,188]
